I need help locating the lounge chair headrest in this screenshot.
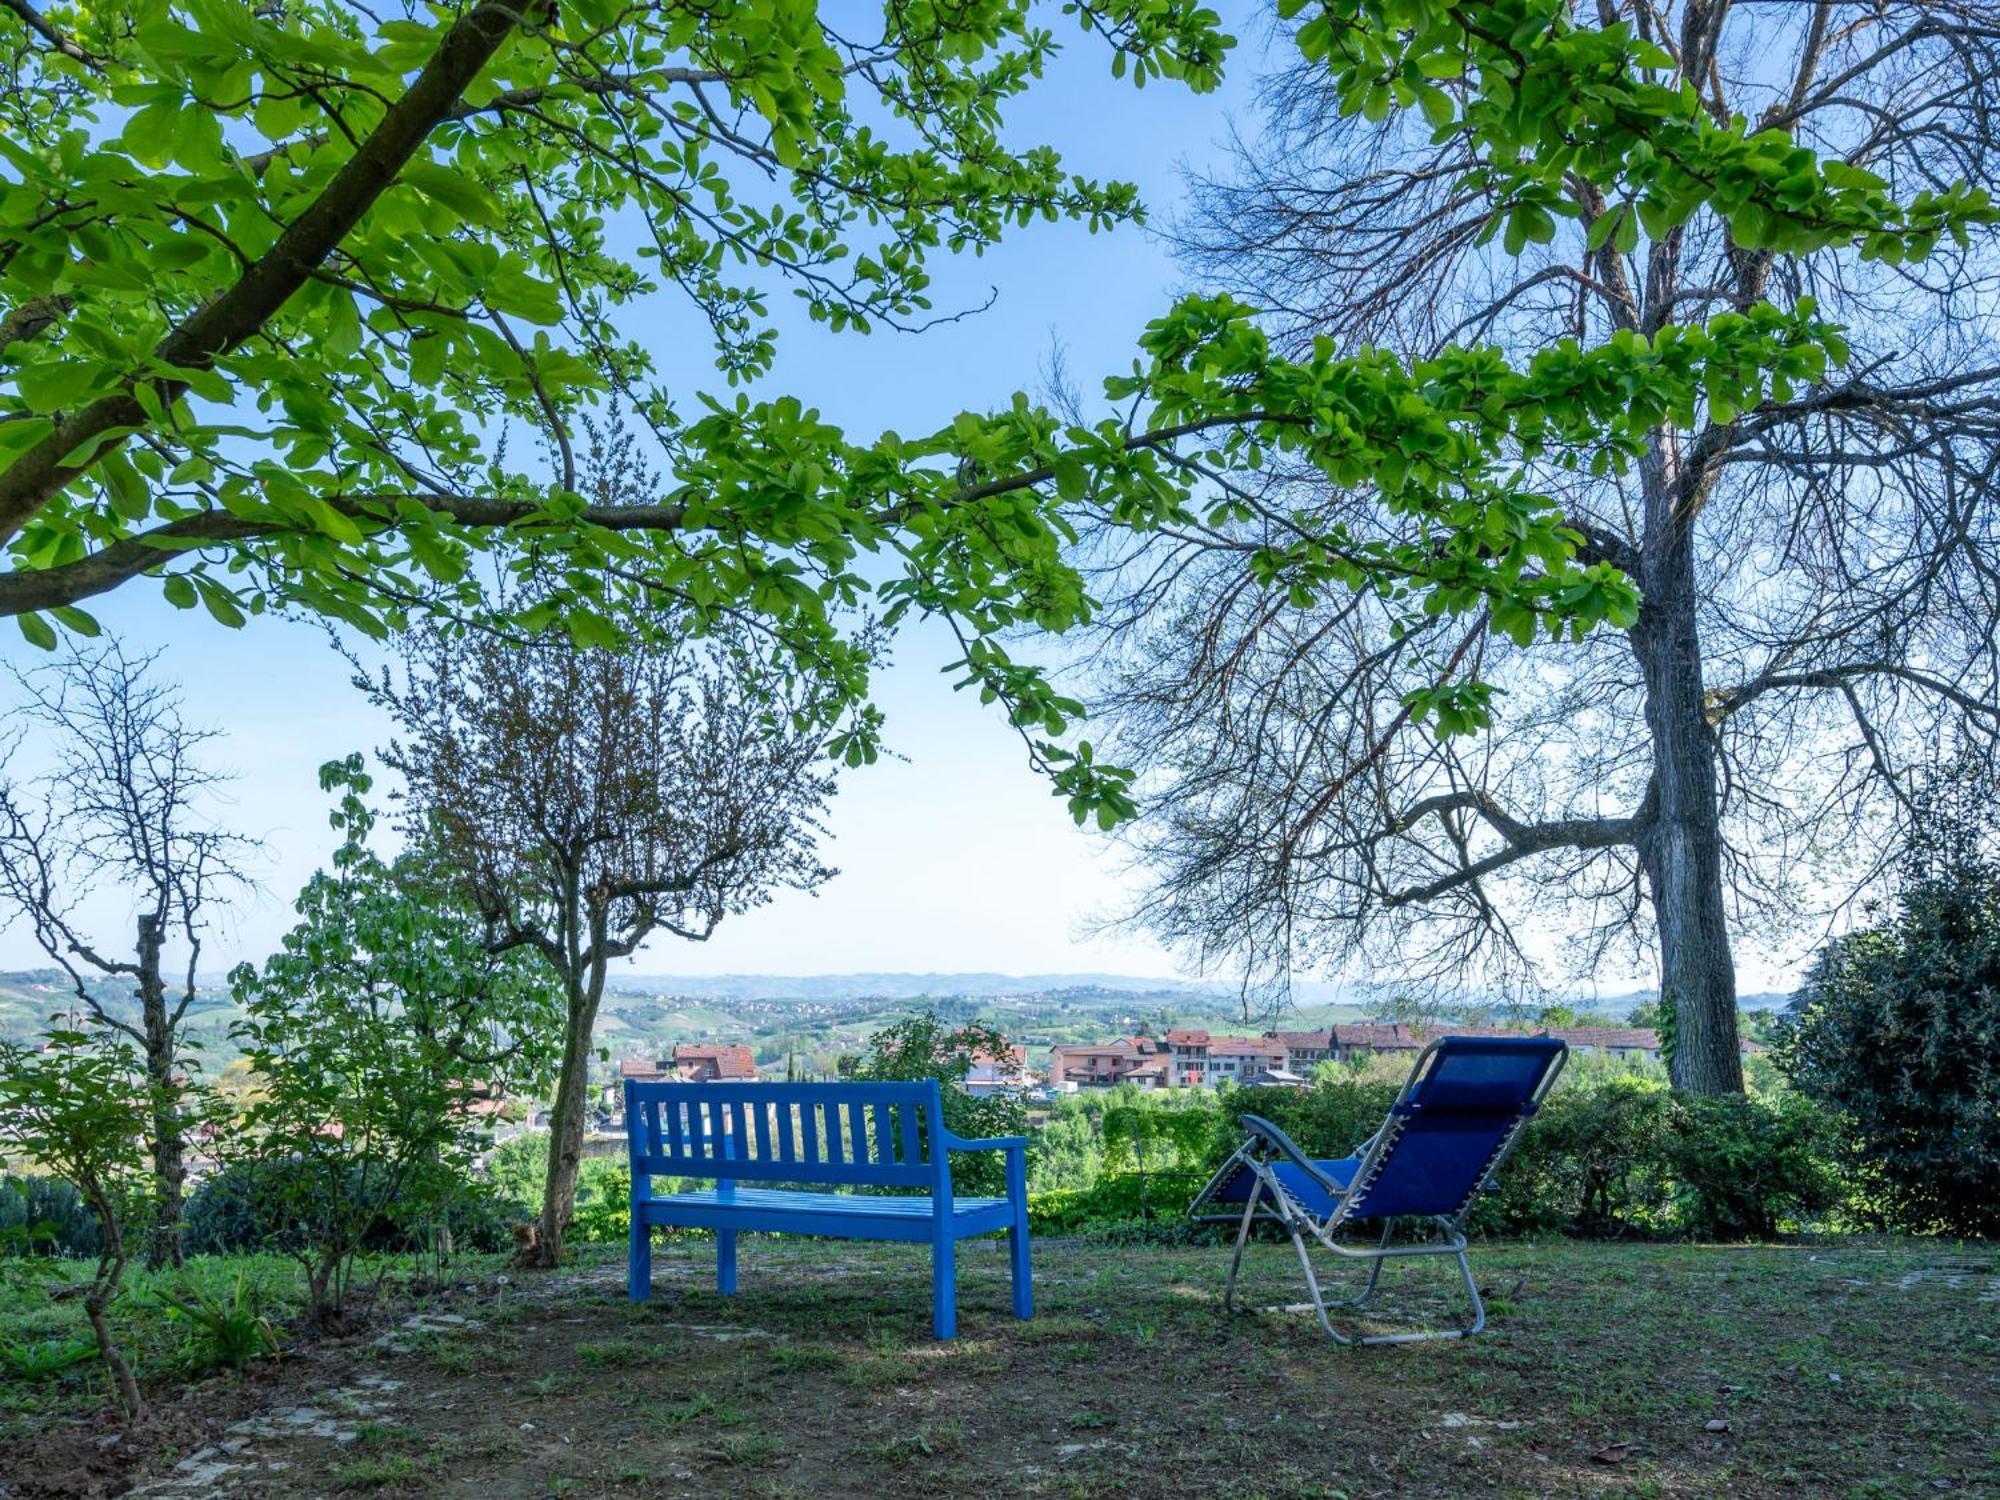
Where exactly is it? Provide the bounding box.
[1404,1036,1566,1114]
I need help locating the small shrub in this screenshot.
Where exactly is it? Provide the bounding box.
[1214,1077,1399,1164]
[849,1012,1028,1196]
[568,1161,631,1245]
[1664,1092,1843,1239]
[182,1160,305,1257]
[151,1271,281,1370]
[0,1335,98,1379]
[226,758,558,1323]
[1029,1171,1208,1235]
[1471,1079,1674,1238]
[185,1160,524,1258]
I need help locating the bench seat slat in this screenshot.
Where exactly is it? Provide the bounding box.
[654,1187,1007,1216]
[643,1187,1013,1243]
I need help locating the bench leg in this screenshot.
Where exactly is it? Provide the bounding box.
[931,1234,957,1340]
[628,1214,651,1302]
[716,1229,737,1296]
[1009,1214,1033,1320]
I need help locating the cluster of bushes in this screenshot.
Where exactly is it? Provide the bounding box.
[1025,1070,1854,1244]
[0,1174,100,1257]
[1775,765,2000,1239]
[181,1160,523,1259]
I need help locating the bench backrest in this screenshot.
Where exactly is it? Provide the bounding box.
[624,1080,948,1191]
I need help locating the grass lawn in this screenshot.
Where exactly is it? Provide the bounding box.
[2,1234,1994,1498]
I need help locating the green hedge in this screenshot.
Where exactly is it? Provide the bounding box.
[1028,1076,1851,1242]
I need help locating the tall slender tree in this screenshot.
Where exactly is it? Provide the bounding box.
[1083,1,2000,1090]
[0,644,253,1265]
[364,601,837,1266]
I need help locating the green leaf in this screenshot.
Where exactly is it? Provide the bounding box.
[398,161,501,227]
[1613,203,1640,253]
[16,362,104,414]
[198,584,246,628]
[1052,452,1088,501]
[408,332,448,387]
[1416,83,1455,131]
[16,612,56,650]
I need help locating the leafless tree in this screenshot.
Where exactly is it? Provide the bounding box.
[1085,1,2000,1092]
[362,611,841,1267]
[0,644,254,1266]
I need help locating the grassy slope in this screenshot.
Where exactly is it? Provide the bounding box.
[4,1236,1994,1497]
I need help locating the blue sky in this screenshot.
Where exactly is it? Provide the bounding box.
[0,11,1282,980]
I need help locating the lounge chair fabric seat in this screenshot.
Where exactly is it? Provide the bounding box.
[1189,1035,1567,1344]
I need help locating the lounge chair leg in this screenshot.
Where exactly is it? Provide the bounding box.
[1348,1230,1483,1345]
[1222,1177,1263,1315]
[1288,1223,1356,1345]
[1345,1220,1393,1310]
[1454,1245,1486,1338]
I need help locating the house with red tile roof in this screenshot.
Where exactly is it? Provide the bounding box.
[1204,1035,1287,1085]
[1163,1028,1211,1085]
[1329,1022,1426,1058]
[1265,1028,1336,1073]
[1047,1037,1170,1090]
[961,1043,1035,1095]
[618,1044,761,1084]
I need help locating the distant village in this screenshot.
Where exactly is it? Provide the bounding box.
[607,1021,1766,1105]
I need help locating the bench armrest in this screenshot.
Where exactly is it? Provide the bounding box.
[943,1132,1029,1153]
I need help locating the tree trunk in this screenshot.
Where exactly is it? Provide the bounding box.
[520,964,605,1269]
[305,1250,344,1328]
[83,1186,142,1418]
[134,913,185,1270]
[1630,509,1744,1096]
[83,1295,142,1419]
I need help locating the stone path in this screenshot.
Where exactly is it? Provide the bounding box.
[127,1373,406,1497]
[123,1256,714,1497]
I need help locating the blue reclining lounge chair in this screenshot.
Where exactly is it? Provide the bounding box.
[1189,1035,1567,1344]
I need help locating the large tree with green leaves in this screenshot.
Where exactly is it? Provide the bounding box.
[1081,0,2000,1093]
[0,0,1239,820]
[0,0,1711,832]
[6,0,1987,1097]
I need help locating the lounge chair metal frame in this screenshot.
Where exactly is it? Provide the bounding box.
[1190,1036,1567,1345]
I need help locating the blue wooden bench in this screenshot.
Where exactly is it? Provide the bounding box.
[623,1079,1032,1339]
